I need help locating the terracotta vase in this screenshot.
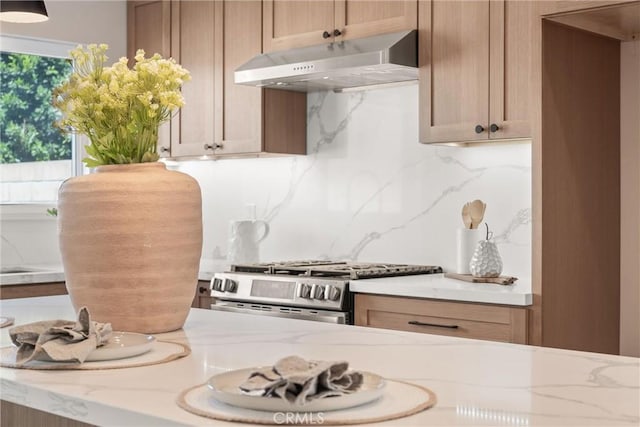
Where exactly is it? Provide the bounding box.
[58,162,203,333]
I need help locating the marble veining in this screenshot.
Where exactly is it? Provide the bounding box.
[0,296,637,426]
[48,392,89,418]
[178,85,532,278]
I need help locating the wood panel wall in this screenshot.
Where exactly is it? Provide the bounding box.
[541,20,621,354]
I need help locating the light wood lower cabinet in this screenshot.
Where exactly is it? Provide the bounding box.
[354,294,528,344]
[191,280,213,309]
[0,400,90,427]
[0,282,67,300]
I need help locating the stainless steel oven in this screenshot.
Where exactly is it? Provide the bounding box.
[209,261,442,324]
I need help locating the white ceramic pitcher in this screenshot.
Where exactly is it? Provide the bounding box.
[227,220,270,264]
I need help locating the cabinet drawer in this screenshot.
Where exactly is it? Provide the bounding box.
[0,282,67,300]
[354,294,528,344]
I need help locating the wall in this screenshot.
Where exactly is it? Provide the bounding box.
[0,5,532,281]
[176,85,532,277]
[1,160,72,203]
[0,205,60,268]
[0,0,127,269]
[0,1,127,58]
[620,39,640,357]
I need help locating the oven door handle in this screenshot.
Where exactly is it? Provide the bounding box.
[210,303,348,324]
[408,320,459,329]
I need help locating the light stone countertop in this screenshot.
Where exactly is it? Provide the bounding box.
[0,264,65,286]
[199,270,532,306]
[349,274,532,306]
[4,264,531,307]
[0,295,637,426]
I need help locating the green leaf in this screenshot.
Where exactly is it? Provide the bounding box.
[141,151,159,163]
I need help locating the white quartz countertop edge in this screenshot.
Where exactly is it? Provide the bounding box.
[348,274,532,306]
[0,265,65,286]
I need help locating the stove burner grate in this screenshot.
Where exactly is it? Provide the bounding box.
[231,261,443,280]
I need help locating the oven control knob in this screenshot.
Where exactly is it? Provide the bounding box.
[299,284,312,298]
[223,278,237,293]
[313,285,325,300]
[297,283,310,298]
[211,278,224,292]
[327,286,341,301]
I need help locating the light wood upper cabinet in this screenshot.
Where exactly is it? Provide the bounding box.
[419,0,533,144]
[127,1,171,156]
[419,0,490,143]
[263,1,335,52]
[336,0,417,41]
[170,1,216,158]
[489,1,533,140]
[263,0,417,53]
[127,0,306,158]
[219,1,306,156]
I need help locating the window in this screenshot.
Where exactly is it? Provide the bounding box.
[0,35,81,204]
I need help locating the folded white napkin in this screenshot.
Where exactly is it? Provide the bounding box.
[9,307,112,365]
[239,355,364,406]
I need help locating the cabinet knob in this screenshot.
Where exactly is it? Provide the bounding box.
[198,286,209,294]
[160,146,170,153]
[204,143,222,150]
[475,125,485,134]
[333,29,342,37]
[490,123,500,133]
[322,30,331,39]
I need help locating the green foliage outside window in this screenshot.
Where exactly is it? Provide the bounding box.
[0,52,72,163]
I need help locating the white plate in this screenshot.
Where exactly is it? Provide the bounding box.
[207,367,385,412]
[85,332,155,362]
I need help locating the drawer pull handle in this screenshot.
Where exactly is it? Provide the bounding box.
[408,320,459,329]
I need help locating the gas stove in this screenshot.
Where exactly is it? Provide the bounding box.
[210,261,443,324]
[229,260,443,279]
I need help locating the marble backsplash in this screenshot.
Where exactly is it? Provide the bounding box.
[0,85,531,277]
[176,84,532,277]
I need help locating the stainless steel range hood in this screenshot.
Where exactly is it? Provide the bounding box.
[235,30,417,93]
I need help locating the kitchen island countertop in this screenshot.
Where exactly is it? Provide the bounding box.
[0,295,637,426]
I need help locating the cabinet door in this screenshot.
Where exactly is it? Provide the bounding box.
[263,0,335,52]
[334,0,417,41]
[419,0,490,143]
[127,1,171,157]
[217,1,263,154]
[488,1,532,140]
[355,294,528,344]
[170,0,217,158]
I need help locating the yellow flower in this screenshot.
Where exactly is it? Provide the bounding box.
[52,44,191,167]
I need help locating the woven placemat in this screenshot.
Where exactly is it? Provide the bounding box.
[177,379,436,425]
[0,340,190,370]
[0,317,14,328]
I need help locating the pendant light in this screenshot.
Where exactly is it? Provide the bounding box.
[0,1,48,23]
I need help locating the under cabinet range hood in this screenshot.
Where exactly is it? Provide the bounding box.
[235,30,417,93]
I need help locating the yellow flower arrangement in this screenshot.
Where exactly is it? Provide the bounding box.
[53,44,190,167]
